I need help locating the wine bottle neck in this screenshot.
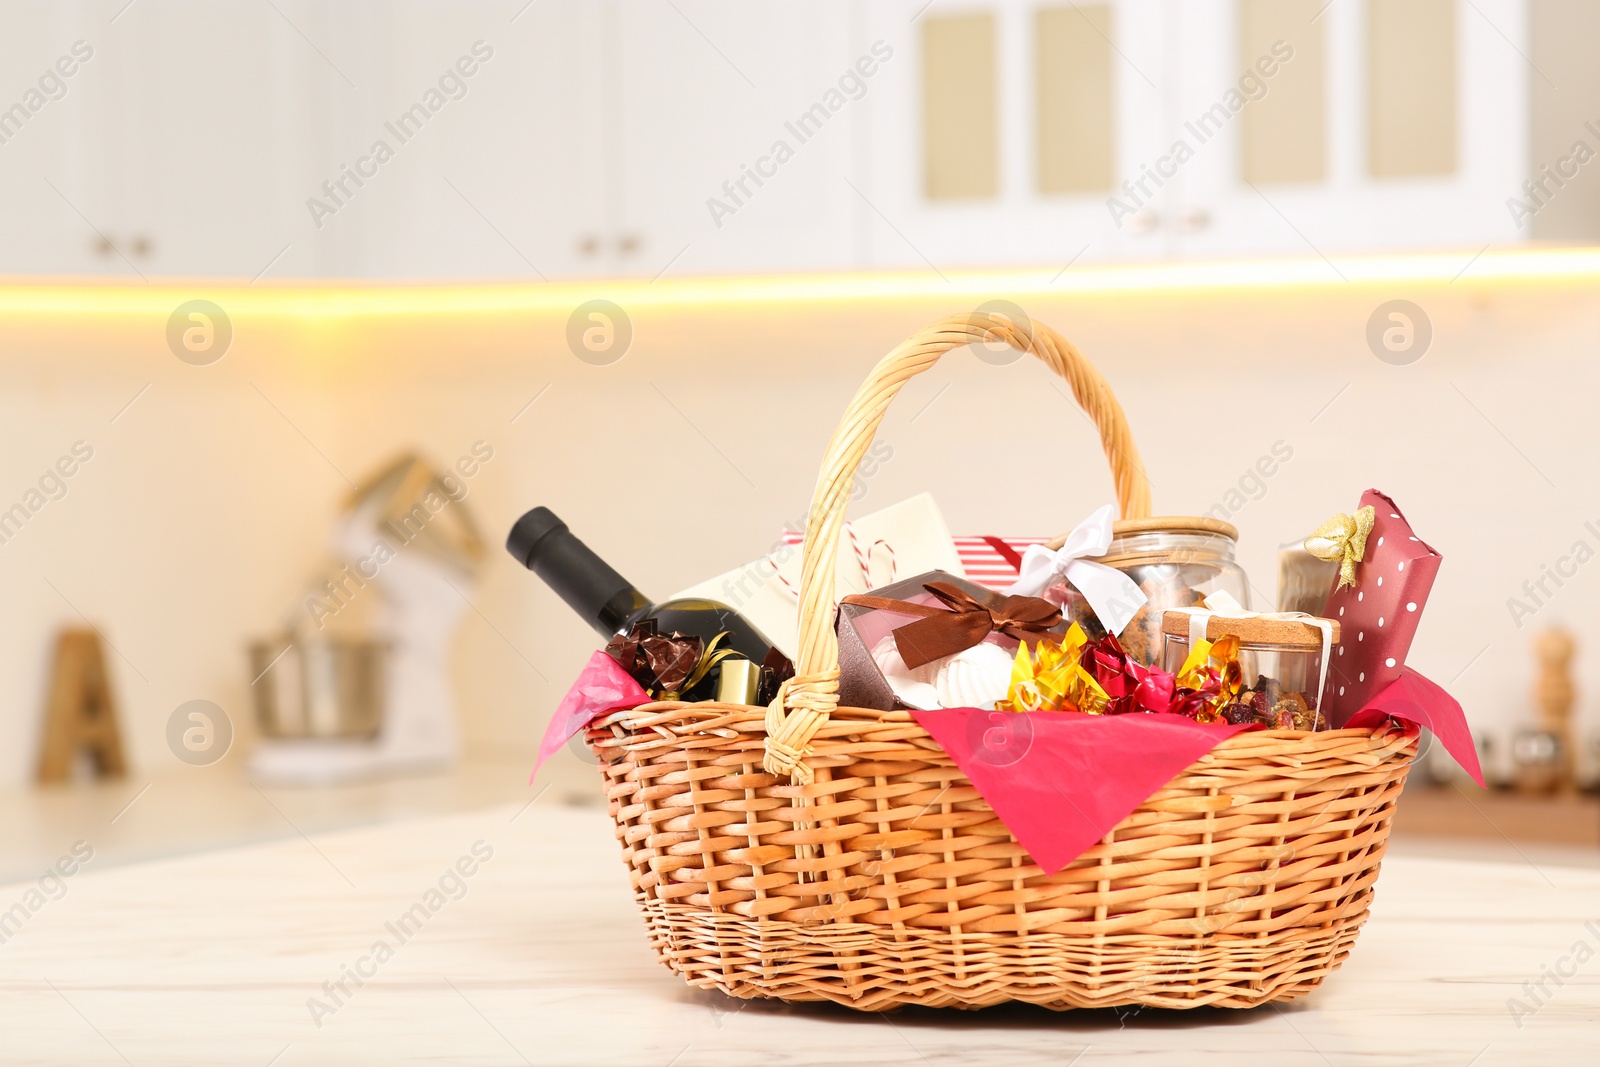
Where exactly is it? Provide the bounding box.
[602,588,654,636]
[507,508,654,638]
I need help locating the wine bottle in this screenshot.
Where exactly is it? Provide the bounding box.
[505,506,781,677]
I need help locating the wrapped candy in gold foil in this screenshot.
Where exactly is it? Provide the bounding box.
[1172,634,1242,723]
[997,626,1247,722]
[998,624,1109,714]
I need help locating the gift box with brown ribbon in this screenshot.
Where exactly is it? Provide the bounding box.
[833,570,1066,711]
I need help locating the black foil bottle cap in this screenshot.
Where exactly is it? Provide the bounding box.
[505,506,567,569]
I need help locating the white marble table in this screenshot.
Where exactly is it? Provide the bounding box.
[1,801,1596,1066]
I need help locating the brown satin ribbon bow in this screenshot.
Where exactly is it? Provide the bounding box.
[841,581,1064,670]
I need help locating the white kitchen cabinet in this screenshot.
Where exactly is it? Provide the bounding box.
[859,0,1179,272]
[1172,0,1528,260]
[0,0,308,279]
[0,3,91,276]
[0,0,1552,280]
[608,0,861,279]
[315,0,610,280]
[348,0,862,281]
[1526,0,1600,240]
[0,0,616,282]
[861,0,1532,272]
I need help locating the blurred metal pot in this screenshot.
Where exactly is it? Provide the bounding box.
[248,637,386,740]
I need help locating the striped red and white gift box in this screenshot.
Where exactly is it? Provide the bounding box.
[953,535,1053,591]
[777,531,1051,592]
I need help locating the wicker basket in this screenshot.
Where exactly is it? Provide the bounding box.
[587,313,1416,1011]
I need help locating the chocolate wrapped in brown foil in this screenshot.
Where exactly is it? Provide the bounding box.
[757,646,795,706]
[605,620,701,693]
[606,620,789,703]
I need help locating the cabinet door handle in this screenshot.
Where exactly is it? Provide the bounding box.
[92,235,155,259]
[1178,208,1210,233]
[577,235,601,257]
[1127,210,1160,234]
[616,233,640,257]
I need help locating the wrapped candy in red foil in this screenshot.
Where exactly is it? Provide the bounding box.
[1000,627,1241,721]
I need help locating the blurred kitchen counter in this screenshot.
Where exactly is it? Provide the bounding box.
[1395,784,1600,848]
[3,803,1599,1065]
[6,756,1597,888]
[0,752,567,885]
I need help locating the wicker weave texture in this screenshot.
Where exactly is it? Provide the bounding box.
[594,704,1415,1010]
[582,313,1414,1010]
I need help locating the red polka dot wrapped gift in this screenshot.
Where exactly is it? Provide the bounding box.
[1317,489,1441,726]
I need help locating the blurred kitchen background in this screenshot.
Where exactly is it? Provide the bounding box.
[3,0,1600,873]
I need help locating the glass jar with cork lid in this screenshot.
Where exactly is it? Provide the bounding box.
[1159,610,1339,731]
[1052,516,1253,665]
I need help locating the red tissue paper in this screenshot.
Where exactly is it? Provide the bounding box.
[915,667,1477,872]
[1345,667,1484,787]
[909,709,1254,873]
[533,651,649,777]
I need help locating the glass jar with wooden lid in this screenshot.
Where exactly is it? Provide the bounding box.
[1159,610,1340,731]
[1050,516,1252,666]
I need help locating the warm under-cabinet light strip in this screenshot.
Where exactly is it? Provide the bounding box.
[1,247,1598,319]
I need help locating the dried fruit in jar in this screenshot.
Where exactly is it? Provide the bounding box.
[1063,578,1206,668]
[1222,703,1256,726]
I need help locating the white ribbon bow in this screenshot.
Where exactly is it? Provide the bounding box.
[1003,504,1147,637]
[1167,591,1335,717]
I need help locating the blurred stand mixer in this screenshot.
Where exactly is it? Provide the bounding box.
[248,454,485,783]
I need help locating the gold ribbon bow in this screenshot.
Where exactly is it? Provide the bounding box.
[1304,505,1376,591]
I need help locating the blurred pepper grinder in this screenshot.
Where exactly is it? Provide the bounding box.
[1512,628,1577,795]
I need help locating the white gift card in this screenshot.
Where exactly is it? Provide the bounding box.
[671,493,964,659]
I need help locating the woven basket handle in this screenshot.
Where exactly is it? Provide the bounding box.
[763,312,1150,781]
